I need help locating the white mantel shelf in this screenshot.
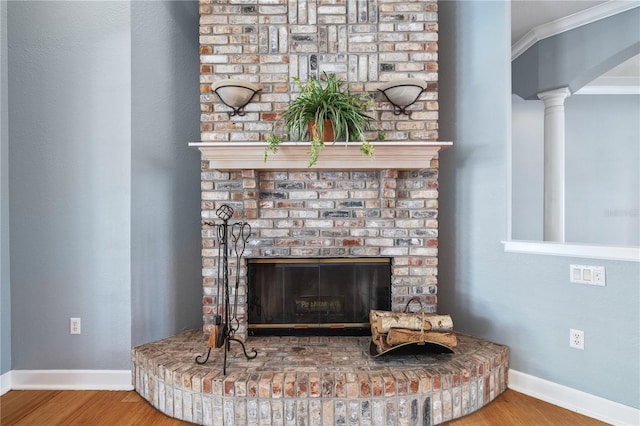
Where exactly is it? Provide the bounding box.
[189,141,452,170]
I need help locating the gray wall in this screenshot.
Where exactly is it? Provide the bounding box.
[511,95,544,241]
[565,94,639,246]
[439,1,639,409]
[6,0,201,371]
[8,1,132,369]
[1,0,10,376]
[131,1,202,347]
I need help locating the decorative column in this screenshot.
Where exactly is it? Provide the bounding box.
[537,87,571,242]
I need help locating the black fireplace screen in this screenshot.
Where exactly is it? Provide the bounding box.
[248,258,391,335]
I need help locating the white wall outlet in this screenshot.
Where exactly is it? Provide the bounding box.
[569,328,584,349]
[592,267,606,285]
[70,317,81,335]
[569,264,606,286]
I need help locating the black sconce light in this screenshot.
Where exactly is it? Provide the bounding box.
[378,78,428,115]
[211,79,262,117]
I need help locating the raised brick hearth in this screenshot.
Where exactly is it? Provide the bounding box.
[132,330,508,425]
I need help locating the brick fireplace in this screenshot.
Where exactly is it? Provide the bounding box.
[196,154,450,341]
[131,2,509,424]
[196,0,446,342]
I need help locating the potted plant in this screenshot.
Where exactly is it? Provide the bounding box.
[264,73,375,167]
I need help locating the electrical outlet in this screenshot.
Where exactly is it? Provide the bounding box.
[569,328,584,350]
[592,268,605,285]
[70,317,81,335]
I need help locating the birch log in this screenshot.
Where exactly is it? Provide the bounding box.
[386,328,458,347]
[370,310,454,333]
[371,333,391,353]
[369,312,390,353]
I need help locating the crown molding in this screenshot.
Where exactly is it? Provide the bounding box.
[512,2,640,61]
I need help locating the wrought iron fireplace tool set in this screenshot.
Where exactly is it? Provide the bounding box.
[196,204,257,374]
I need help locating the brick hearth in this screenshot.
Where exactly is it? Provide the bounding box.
[132,330,508,425]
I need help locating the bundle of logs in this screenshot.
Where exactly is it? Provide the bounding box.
[370,298,457,355]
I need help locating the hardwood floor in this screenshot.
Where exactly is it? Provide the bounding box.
[0,390,191,426]
[445,390,607,426]
[1,389,608,425]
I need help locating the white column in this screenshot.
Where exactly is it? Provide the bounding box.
[537,87,571,242]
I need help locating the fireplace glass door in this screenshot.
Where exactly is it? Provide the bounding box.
[248,258,391,335]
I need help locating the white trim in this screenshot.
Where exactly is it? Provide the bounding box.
[512,2,640,60]
[10,369,133,391]
[575,77,640,95]
[509,369,640,426]
[502,240,640,262]
[576,85,640,95]
[1,370,11,395]
[505,18,514,243]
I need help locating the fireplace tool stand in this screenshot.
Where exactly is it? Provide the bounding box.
[196,204,257,374]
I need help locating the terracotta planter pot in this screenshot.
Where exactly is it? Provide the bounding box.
[308,119,334,142]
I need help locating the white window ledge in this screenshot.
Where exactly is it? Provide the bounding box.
[502,240,640,262]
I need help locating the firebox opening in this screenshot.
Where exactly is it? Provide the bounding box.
[247,258,391,336]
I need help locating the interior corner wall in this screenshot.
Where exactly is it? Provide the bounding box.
[131,0,202,347]
[8,1,132,370]
[1,0,11,376]
[6,0,202,373]
[438,1,639,410]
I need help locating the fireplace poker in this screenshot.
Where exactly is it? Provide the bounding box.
[209,225,227,349]
[230,222,251,332]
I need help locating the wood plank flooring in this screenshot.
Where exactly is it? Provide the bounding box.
[1,389,608,425]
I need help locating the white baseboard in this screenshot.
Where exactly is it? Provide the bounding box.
[509,369,640,426]
[8,369,133,391]
[1,370,12,395]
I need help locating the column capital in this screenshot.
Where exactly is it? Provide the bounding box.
[537,87,571,107]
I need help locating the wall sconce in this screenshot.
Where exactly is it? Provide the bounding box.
[378,79,428,115]
[211,79,262,117]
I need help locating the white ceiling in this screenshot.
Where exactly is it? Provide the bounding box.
[511,0,608,45]
[511,1,639,79]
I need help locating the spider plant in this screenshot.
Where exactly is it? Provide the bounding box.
[265,73,375,167]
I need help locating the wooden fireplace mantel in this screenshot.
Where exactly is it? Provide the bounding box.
[189,141,452,170]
